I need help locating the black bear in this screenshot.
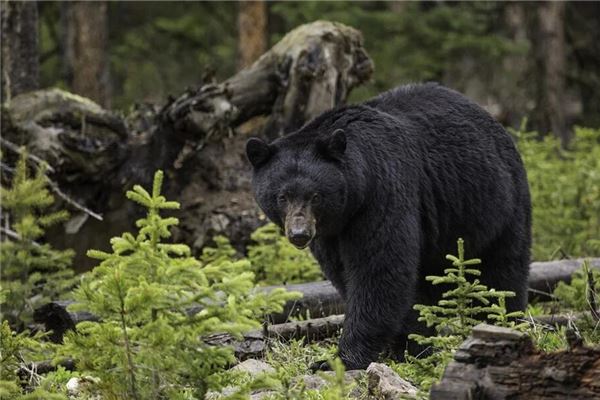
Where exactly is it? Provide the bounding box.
[246,83,531,370]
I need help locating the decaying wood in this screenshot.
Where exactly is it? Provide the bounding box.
[160,20,373,145]
[204,314,345,360]
[528,257,600,299]
[268,280,346,323]
[17,359,76,382]
[276,257,600,319]
[33,279,345,343]
[0,138,103,221]
[19,315,343,378]
[531,312,585,327]
[33,258,600,343]
[1,21,373,270]
[430,324,600,399]
[3,20,372,173]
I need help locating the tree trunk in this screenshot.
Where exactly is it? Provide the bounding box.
[65,1,110,107]
[501,2,531,128]
[0,1,39,102]
[2,21,373,270]
[535,1,569,147]
[237,0,268,70]
[431,324,600,399]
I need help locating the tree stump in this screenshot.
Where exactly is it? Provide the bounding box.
[1,21,373,269]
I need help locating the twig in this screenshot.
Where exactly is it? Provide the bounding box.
[0,148,103,221]
[0,138,55,173]
[584,260,600,322]
[527,287,557,299]
[0,161,15,174]
[0,226,40,247]
[45,179,103,221]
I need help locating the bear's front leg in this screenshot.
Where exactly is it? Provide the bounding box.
[336,227,420,370]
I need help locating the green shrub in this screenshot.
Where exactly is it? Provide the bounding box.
[247,223,322,285]
[516,126,600,260]
[397,239,524,393]
[0,149,75,329]
[553,260,600,312]
[60,171,298,399]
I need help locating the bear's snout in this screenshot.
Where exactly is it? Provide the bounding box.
[285,206,316,249]
[288,227,313,248]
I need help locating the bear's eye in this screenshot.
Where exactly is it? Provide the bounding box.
[311,193,321,205]
[277,194,287,204]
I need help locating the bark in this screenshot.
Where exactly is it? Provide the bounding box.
[501,1,530,128]
[162,20,373,142]
[18,359,76,381]
[32,258,600,343]
[237,1,268,70]
[268,280,345,323]
[0,0,39,101]
[430,324,600,399]
[65,1,110,107]
[527,257,600,298]
[1,21,373,270]
[204,314,345,360]
[535,1,569,147]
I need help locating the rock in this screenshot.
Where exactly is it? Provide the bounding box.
[231,359,275,375]
[66,377,79,396]
[299,370,365,396]
[301,374,329,390]
[206,386,275,400]
[367,363,418,399]
[65,376,101,399]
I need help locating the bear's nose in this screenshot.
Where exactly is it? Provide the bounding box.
[288,228,312,249]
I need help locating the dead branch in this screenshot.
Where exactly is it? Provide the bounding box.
[0,137,55,173]
[204,314,345,360]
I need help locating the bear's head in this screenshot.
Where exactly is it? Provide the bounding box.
[246,129,348,249]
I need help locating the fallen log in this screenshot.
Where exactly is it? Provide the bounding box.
[430,324,600,399]
[2,21,374,270]
[18,315,344,376]
[268,280,345,323]
[527,257,600,297]
[206,314,345,360]
[33,281,345,343]
[34,258,600,342]
[273,257,600,321]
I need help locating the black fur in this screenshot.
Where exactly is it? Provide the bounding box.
[247,83,531,369]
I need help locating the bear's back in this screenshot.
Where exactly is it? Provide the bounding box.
[363,84,529,258]
[364,83,500,136]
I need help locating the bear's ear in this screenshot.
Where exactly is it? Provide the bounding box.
[246,137,273,168]
[318,128,346,160]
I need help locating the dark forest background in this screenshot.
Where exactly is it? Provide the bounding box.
[5,1,600,144]
[2,1,600,270]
